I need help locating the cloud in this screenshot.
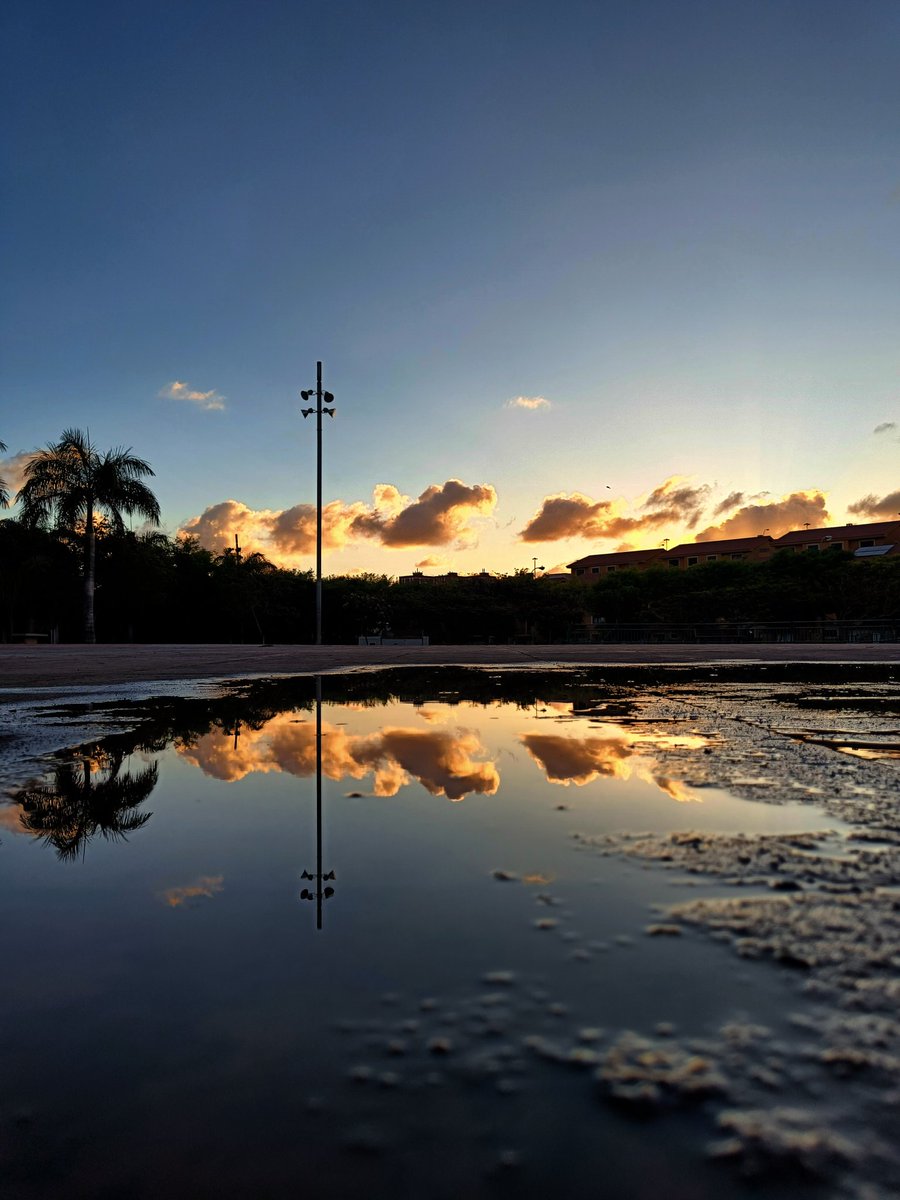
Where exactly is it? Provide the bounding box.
[505,395,550,410]
[180,479,497,564]
[178,714,498,802]
[847,490,900,520]
[352,479,497,548]
[160,380,226,411]
[695,490,830,541]
[162,875,224,908]
[0,451,35,500]
[415,555,449,569]
[713,491,745,517]
[519,476,709,543]
[874,422,896,435]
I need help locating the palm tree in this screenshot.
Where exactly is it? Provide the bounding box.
[17,429,160,642]
[17,749,158,861]
[0,440,8,508]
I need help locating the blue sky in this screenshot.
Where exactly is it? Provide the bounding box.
[2,0,898,573]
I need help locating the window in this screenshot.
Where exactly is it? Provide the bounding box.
[806,544,819,552]
[607,565,616,573]
[730,553,744,560]
[575,569,584,576]
[687,556,699,566]
[706,555,717,562]
[669,559,679,568]
[858,540,875,548]
[592,567,600,574]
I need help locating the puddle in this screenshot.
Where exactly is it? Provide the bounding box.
[0,670,896,1199]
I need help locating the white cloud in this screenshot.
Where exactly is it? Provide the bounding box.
[160,380,226,411]
[505,395,550,410]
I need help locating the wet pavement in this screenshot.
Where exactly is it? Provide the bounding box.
[1,665,898,1198]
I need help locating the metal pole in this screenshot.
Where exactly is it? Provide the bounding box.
[315,360,323,646]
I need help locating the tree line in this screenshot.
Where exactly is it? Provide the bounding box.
[2,429,898,643]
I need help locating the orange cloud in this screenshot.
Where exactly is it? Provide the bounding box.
[415,555,449,570]
[178,714,498,802]
[519,476,710,543]
[179,479,497,563]
[695,490,830,541]
[847,490,900,520]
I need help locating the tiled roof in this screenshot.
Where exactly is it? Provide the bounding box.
[567,548,665,570]
[666,536,775,556]
[775,521,900,545]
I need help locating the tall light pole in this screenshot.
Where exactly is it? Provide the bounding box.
[301,361,335,645]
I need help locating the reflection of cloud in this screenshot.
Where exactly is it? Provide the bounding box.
[160,380,226,411]
[0,802,29,835]
[522,732,633,784]
[696,490,829,541]
[179,714,498,801]
[522,725,704,800]
[179,479,497,564]
[162,875,224,907]
[847,490,900,520]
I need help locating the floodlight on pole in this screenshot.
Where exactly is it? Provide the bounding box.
[301,361,336,646]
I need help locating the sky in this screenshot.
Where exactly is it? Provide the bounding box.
[2,0,898,574]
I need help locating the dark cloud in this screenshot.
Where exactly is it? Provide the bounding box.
[847,490,900,519]
[696,491,830,541]
[874,422,897,435]
[713,491,745,517]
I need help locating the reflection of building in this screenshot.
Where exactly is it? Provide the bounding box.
[567,520,900,576]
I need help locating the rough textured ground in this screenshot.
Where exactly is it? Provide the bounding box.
[1,641,899,693]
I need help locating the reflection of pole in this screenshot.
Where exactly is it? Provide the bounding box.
[315,672,323,930]
[300,674,336,929]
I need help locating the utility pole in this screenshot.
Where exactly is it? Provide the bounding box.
[301,361,335,645]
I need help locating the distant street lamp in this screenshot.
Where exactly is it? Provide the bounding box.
[531,557,544,578]
[301,361,336,646]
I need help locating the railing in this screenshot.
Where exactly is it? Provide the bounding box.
[561,620,900,644]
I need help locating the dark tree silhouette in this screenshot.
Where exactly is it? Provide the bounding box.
[17,751,158,861]
[17,429,160,641]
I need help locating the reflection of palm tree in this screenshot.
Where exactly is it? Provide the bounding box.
[17,428,160,642]
[17,751,157,861]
